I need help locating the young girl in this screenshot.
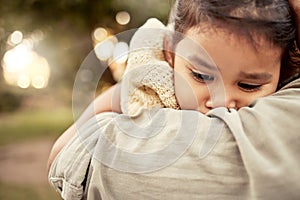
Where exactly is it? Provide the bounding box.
[104,0,300,116]
[48,0,300,199]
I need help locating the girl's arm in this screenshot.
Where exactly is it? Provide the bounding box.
[47,83,121,171]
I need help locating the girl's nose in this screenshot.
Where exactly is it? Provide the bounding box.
[205,96,237,110]
[226,100,237,110]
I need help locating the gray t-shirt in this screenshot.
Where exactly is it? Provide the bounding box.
[49,78,300,200]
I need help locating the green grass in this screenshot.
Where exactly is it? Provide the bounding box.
[0,107,73,146]
[0,182,61,200]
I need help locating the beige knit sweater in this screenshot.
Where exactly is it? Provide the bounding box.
[121,18,180,116]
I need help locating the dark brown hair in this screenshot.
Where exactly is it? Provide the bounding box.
[168,0,300,88]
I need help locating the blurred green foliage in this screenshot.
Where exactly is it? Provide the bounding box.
[0,0,174,83]
[0,90,22,112]
[0,107,72,145]
[0,0,174,112]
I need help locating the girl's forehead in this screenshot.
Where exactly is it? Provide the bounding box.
[175,26,282,74]
[178,26,283,54]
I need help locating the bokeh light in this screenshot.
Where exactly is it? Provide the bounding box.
[32,75,47,89]
[17,75,30,89]
[3,44,31,73]
[115,11,131,25]
[93,27,108,43]
[94,36,118,61]
[9,30,23,45]
[2,41,51,89]
[113,42,129,64]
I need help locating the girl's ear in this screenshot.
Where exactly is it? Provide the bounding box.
[163,36,175,68]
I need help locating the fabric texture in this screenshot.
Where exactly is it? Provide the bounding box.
[121,18,179,116]
[48,18,300,199]
[49,78,300,200]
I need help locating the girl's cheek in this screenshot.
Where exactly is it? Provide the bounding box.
[174,82,198,110]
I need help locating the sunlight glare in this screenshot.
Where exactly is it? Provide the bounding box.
[3,44,32,72]
[2,41,50,89]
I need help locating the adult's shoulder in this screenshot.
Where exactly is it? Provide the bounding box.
[206,78,300,199]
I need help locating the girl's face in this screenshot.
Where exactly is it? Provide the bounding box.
[172,27,282,114]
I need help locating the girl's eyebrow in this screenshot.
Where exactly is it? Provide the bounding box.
[238,71,273,80]
[188,55,217,70]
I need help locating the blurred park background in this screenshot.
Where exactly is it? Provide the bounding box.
[0,0,173,199]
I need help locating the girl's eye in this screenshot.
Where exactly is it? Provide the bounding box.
[238,82,262,91]
[191,71,214,82]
